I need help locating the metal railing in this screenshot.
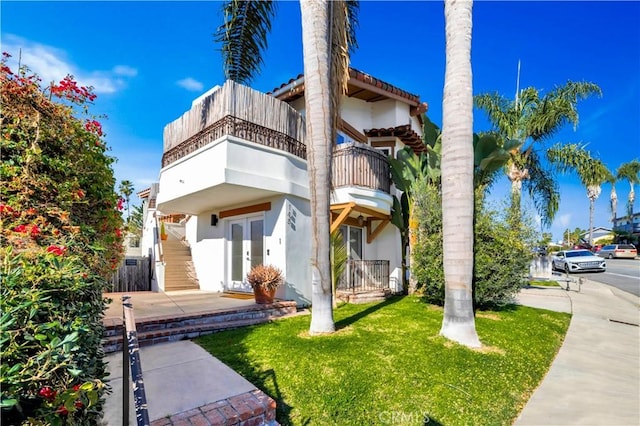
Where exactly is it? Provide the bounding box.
[332,143,391,193]
[162,115,307,167]
[337,260,390,293]
[122,296,150,425]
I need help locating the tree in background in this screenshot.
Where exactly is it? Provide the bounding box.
[1,54,123,424]
[440,0,480,347]
[215,0,358,334]
[547,143,612,245]
[615,159,640,219]
[475,76,601,227]
[118,179,134,223]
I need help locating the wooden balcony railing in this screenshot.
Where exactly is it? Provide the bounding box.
[337,260,390,293]
[162,115,307,167]
[332,143,391,193]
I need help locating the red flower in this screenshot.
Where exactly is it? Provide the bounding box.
[72,384,81,391]
[56,406,69,416]
[38,386,57,401]
[30,225,40,237]
[0,204,14,215]
[117,198,124,211]
[13,224,27,233]
[115,228,122,238]
[75,189,85,199]
[74,400,84,409]
[26,208,37,215]
[46,245,66,256]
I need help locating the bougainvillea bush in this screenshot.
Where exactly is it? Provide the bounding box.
[1,53,123,424]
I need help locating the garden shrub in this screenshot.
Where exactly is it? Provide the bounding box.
[1,53,123,424]
[413,178,534,309]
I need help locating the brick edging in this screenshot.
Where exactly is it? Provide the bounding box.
[149,389,277,426]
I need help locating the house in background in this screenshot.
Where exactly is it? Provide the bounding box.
[141,69,428,305]
[612,212,640,242]
[580,227,614,245]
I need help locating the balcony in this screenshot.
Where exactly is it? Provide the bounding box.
[156,81,308,215]
[331,142,393,216]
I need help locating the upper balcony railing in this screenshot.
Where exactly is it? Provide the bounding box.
[332,143,391,194]
[162,115,307,167]
[162,80,306,168]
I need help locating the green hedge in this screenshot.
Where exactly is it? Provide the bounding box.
[413,179,534,309]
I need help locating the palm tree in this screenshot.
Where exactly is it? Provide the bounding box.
[615,159,640,219]
[475,79,601,227]
[216,0,358,334]
[118,179,134,222]
[440,0,480,348]
[547,143,612,245]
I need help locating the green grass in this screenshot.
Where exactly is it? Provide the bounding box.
[196,296,570,426]
[529,280,561,287]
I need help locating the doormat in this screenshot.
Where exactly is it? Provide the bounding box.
[221,292,255,300]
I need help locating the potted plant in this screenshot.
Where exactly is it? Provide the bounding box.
[246,264,283,304]
[160,221,167,240]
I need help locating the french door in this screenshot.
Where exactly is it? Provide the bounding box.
[228,216,264,292]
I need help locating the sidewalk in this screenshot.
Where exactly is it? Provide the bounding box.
[515,280,640,425]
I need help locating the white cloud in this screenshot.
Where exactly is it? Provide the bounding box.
[177,77,204,92]
[113,65,138,77]
[2,34,137,94]
[558,213,572,228]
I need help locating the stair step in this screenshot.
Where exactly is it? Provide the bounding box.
[102,301,298,353]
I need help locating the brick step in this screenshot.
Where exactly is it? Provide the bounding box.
[102,301,297,353]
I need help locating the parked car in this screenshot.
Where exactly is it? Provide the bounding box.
[532,246,548,256]
[552,249,606,273]
[596,244,638,259]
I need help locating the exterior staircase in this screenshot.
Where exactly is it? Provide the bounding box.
[161,239,200,291]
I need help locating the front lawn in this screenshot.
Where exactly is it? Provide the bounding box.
[196,296,569,425]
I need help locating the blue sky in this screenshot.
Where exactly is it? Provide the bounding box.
[2,1,639,242]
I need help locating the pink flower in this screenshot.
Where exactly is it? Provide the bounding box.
[117,198,124,211]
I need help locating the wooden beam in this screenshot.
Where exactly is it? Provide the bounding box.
[219,202,271,219]
[367,219,390,244]
[330,202,355,234]
[339,119,368,144]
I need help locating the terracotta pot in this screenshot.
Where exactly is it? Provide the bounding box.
[253,286,276,304]
[161,234,168,241]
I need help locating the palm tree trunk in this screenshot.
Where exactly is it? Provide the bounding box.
[440,0,480,348]
[507,162,527,226]
[301,0,335,334]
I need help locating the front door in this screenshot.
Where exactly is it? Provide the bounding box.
[228,216,264,292]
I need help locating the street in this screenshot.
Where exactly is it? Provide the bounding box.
[573,258,640,297]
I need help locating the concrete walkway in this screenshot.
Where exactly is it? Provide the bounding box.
[101,282,639,425]
[515,280,639,425]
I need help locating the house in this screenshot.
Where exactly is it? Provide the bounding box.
[580,227,614,245]
[141,69,428,306]
[612,211,640,239]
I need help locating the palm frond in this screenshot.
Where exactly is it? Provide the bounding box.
[547,142,612,186]
[523,151,560,226]
[616,159,640,184]
[527,81,601,141]
[214,0,278,84]
[474,92,518,138]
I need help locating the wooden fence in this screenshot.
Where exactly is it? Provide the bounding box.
[108,257,151,292]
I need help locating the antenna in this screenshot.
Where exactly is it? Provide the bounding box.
[515,59,521,110]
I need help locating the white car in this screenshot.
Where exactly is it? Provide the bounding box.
[552,249,606,273]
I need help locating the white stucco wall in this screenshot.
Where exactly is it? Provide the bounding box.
[282,196,312,306]
[157,136,308,215]
[183,195,312,305]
